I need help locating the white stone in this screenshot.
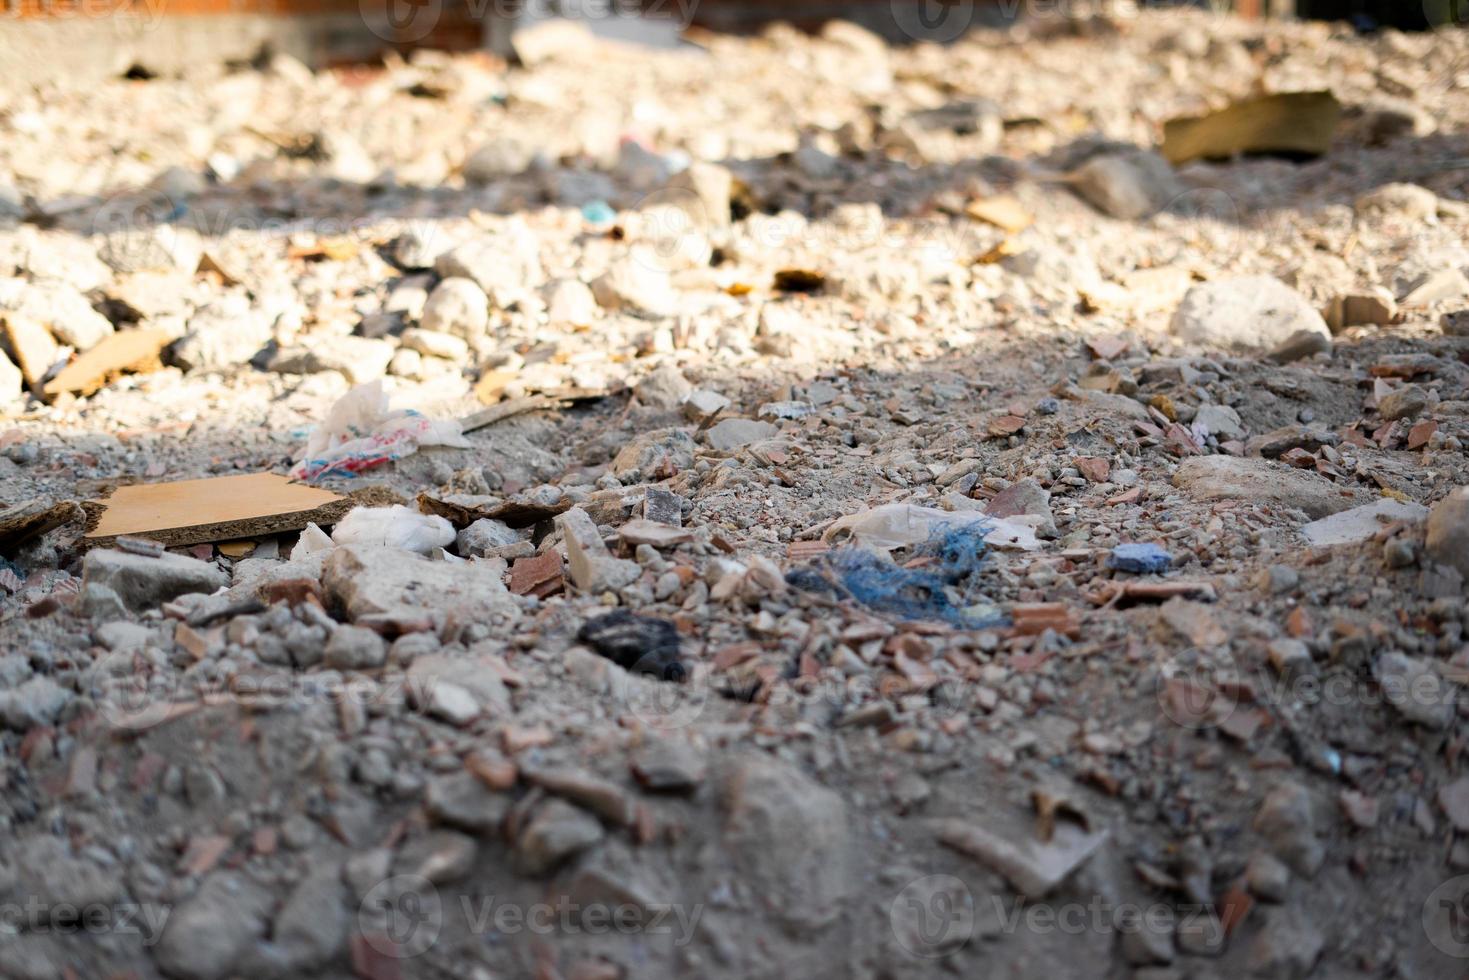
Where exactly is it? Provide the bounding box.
[1172,277,1329,349]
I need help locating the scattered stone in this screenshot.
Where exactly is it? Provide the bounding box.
[425,770,509,834]
[1254,782,1324,877]
[1068,151,1180,220]
[464,137,535,181]
[610,428,696,479]
[1325,289,1397,332]
[704,417,778,451]
[268,335,393,383]
[545,278,598,326]
[1192,403,1245,440]
[630,738,706,792]
[420,276,490,339]
[720,755,854,931]
[1438,776,1469,832]
[457,518,524,557]
[1401,268,1469,307]
[1299,498,1428,547]
[1355,182,1437,221]
[323,624,388,671]
[1377,650,1454,729]
[1255,564,1299,594]
[665,161,733,229]
[400,327,469,361]
[1246,906,1323,979]
[1267,328,1332,364]
[984,479,1056,538]
[0,280,114,354]
[0,676,71,731]
[322,545,518,631]
[434,229,543,301]
[558,507,642,593]
[1426,487,1469,576]
[153,872,274,980]
[2,312,60,388]
[170,305,273,371]
[590,252,676,317]
[1172,456,1361,520]
[1245,852,1291,903]
[1377,384,1428,421]
[514,799,605,875]
[522,766,632,824]
[938,818,1108,900]
[1172,277,1328,350]
[0,349,20,405]
[635,364,692,409]
[1266,639,1313,681]
[683,388,731,422]
[81,547,227,612]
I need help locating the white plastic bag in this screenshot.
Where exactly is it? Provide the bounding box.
[823,503,1041,552]
[331,506,456,555]
[290,380,470,481]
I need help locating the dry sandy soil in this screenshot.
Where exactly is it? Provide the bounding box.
[1,7,1469,979]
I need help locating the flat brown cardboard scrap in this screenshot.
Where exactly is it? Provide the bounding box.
[1162,91,1341,165]
[43,329,171,399]
[83,473,353,548]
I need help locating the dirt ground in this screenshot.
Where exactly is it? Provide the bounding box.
[1,7,1469,979]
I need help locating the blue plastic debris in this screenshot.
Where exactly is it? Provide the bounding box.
[1106,542,1171,574]
[581,200,616,226]
[789,523,1001,627]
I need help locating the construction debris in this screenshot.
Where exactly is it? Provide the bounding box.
[83,473,349,548]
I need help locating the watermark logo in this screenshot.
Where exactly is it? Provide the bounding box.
[359,875,442,959]
[1155,647,1241,732]
[1424,875,1469,959]
[361,0,444,44]
[889,874,975,958]
[612,660,709,731]
[90,189,181,273]
[891,0,980,44]
[1425,0,1469,32]
[89,644,186,731]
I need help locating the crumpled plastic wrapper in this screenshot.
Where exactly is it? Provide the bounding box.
[823,503,1042,553]
[290,381,469,481]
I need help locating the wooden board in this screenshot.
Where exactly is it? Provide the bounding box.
[0,500,82,554]
[84,473,351,548]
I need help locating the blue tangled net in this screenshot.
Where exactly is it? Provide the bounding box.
[790,523,1001,627]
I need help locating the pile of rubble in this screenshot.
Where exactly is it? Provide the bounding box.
[1,8,1468,979]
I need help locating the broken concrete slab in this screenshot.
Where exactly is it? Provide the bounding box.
[937,817,1108,900]
[82,547,228,612]
[1299,498,1429,547]
[1172,456,1363,520]
[321,545,518,633]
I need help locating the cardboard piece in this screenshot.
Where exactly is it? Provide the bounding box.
[43,328,170,398]
[965,196,1033,233]
[84,473,351,548]
[1162,91,1341,165]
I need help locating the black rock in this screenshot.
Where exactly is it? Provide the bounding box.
[577,610,685,682]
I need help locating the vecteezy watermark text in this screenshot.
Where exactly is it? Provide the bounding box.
[0,899,170,946]
[358,876,703,960]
